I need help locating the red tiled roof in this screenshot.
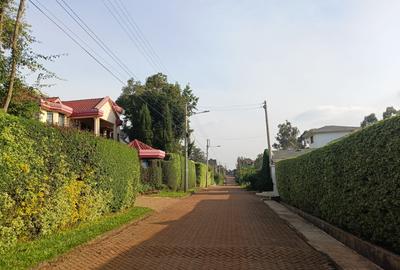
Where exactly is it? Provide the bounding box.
[128,139,166,159]
[63,98,103,117]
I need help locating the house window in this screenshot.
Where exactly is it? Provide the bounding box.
[59,114,65,127]
[46,112,53,125]
[310,136,314,144]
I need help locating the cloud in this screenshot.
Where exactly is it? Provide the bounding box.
[294,105,375,130]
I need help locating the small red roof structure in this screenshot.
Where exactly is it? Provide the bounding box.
[128,139,166,159]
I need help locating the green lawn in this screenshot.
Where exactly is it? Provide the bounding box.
[0,206,152,270]
[151,188,197,198]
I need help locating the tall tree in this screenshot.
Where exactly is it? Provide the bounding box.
[137,103,153,145]
[0,0,59,116]
[3,0,25,112]
[116,73,198,152]
[189,144,206,163]
[272,120,300,150]
[361,113,378,127]
[383,106,397,119]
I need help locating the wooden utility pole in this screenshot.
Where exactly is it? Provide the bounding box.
[263,100,273,165]
[3,0,25,112]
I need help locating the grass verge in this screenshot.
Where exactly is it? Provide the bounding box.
[0,206,152,270]
[151,188,198,198]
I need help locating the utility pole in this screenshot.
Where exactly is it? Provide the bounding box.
[263,100,278,196]
[184,103,189,192]
[263,100,273,166]
[205,139,210,187]
[3,0,25,112]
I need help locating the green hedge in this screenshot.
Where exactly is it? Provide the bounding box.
[276,116,400,254]
[188,160,196,188]
[208,167,215,185]
[0,112,140,251]
[195,163,207,187]
[140,159,163,190]
[162,153,182,191]
[162,154,198,191]
[214,172,224,185]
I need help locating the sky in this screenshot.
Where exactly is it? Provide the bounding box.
[25,0,400,168]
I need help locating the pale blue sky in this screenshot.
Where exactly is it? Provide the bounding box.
[26,0,400,168]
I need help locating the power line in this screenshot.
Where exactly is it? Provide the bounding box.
[56,0,137,79]
[198,102,263,109]
[114,0,170,75]
[30,0,186,140]
[29,0,125,84]
[103,0,160,73]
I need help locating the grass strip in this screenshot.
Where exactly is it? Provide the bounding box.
[151,188,197,198]
[0,206,152,270]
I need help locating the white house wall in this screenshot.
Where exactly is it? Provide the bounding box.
[311,131,351,148]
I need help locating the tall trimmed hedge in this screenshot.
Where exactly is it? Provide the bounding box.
[195,163,207,187]
[276,116,400,254]
[188,160,196,188]
[162,153,182,191]
[0,112,140,251]
[141,159,163,190]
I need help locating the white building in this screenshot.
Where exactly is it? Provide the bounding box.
[303,125,358,149]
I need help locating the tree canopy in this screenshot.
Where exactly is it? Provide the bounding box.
[116,73,199,152]
[383,106,397,119]
[361,113,378,128]
[0,0,59,117]
[272,120,300,150]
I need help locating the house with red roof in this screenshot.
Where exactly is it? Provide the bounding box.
[39,96,124,140]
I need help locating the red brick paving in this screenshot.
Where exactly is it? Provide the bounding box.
[38,185,336,270]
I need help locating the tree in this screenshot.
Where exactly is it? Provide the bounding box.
[361,113,378,128]
[160,103,173,151]
[0,0,60,117]
[189,145,206,163]
[3,0,25,112]
[273,120,300,150]
[137,104,153,145]
[383,106,397,119]
[116,73,198,152]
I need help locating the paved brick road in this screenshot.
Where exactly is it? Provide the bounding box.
[39,185,336,270]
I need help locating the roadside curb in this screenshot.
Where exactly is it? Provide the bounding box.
[264,200,382,270]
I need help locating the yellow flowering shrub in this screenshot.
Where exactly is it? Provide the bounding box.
[0,112,140,251]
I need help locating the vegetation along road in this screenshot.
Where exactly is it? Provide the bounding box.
[38,183,336,270]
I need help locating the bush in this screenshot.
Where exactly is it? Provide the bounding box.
[214,172,224,185]
[276,116,400,254]
[162,153,182,191]
[140,159,163,191]
[188,160,196,188]
[195,162,207,187]
[162,154,198,191]
[0,112,140,251]
[252,149,273,191]
[235,150,273,191]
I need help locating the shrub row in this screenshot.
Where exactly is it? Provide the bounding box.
[276,116,400,254]
[0,112,140,251]
[160,154,202,191]
[235,149,273,191]
[195,162,208,187]
[140,159,163,191]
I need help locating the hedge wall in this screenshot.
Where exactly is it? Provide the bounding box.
[141,159,163,190]
[0,112,140,251]
[276,116,400,254]
[195,163,207,187]
[188,160,196,189]
[162,153,182,191]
